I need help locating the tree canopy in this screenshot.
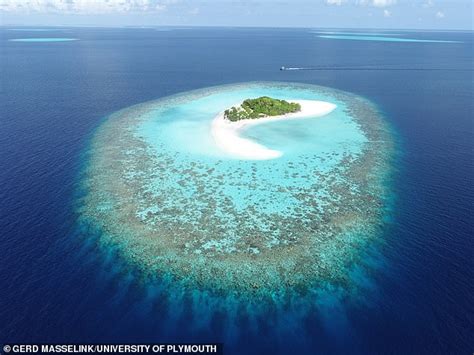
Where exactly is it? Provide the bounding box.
[224,96,301,122]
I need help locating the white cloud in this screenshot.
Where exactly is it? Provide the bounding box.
[326,0,396,7]
[357,0,397,7]
[372,0,396,7]
[325,0,345,5]
[436,10,445,18]
[0,0,177,13]
[422,0,434,8]
[383,9,391,17]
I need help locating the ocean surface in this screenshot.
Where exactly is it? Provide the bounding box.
[1,27,473,354]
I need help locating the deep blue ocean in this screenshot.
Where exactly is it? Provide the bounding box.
[1,27,473,354]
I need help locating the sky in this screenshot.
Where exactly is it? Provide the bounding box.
[0,0,472,30]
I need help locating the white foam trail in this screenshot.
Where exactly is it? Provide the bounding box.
[211,100,337,160]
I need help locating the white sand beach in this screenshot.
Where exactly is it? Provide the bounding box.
[211,99,337,160]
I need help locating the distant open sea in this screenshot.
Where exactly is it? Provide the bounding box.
[0,27,473,354]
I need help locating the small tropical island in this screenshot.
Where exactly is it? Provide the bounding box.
[211,96,337,160]
[213,96,337,160]
[224,96,301,122]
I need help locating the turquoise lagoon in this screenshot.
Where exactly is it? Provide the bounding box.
[318,35,459,43]
[313,31,402,36]
[80,82,394,302]
[7,28,66,31]
[9,38,78,42]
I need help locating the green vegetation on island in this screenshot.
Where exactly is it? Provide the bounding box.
[224,96,301,122]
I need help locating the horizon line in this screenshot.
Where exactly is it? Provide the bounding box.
[1,24,473,32]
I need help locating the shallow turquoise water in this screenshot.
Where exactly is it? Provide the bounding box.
[9,38,78,42]
[313,31,402,36]
[318,35,460,43]
[137,86,366,216]
[7,28,65,31]
[139,85,365,161]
